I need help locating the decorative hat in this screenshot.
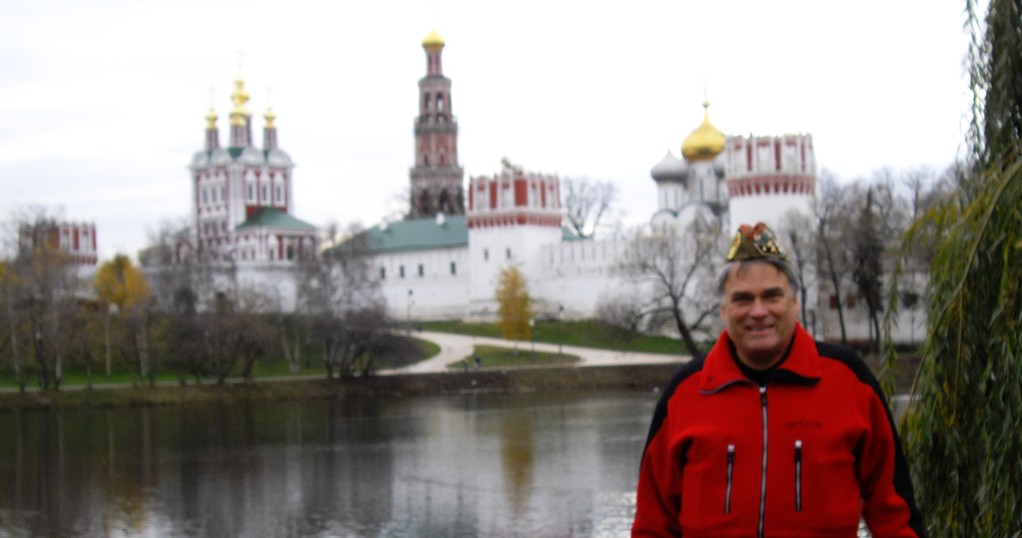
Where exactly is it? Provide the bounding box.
[726,222,788,262]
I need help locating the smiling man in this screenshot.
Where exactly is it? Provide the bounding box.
[632,223,925,537]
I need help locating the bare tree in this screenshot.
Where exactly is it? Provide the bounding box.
[777,210,817,331]
[617,214,724,357]
[562,176,618,239]
[814,172,853,344]
[851,186,885,352]
[0,260,28,391]
[4,211,85,390]
[298,224,390,378]
[594,291,646,347]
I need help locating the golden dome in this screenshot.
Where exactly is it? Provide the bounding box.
[230,77,251,126]
[422,29,445,50]
[205,106,218,130]
[264,106,276,129]
[681,101,726,161]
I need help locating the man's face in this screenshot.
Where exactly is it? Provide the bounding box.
[719,262,799,370]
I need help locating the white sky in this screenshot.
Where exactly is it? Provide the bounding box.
[0,0,973,261]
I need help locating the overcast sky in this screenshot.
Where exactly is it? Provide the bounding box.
[0,0,973,261]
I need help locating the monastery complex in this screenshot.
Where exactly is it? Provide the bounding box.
[156,29,924,346]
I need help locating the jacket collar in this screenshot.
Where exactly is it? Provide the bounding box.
[699,323,821,394]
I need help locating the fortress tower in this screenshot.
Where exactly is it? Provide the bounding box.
[409,29,465,218]
[466,160,562,315]
[723,134,815,227]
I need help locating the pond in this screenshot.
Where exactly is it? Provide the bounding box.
[0,390,659,537]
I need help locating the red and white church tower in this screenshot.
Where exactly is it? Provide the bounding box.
[408,29,465,218]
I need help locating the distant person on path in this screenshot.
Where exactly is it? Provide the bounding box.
[474,354,482,370]
[632,223,924,537]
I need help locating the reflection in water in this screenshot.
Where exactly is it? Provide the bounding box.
[0,390,658,537]
[502,412,534,517]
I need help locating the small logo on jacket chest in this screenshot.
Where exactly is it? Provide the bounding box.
[785,419,823,429]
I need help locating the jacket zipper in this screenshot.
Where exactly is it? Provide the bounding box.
[794,439,803,512]
[725,444,735,514]
[758,386,768,538]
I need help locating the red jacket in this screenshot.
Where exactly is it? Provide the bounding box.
[632,324,924,537]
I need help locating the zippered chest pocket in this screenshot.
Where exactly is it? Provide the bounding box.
[794,440,803,512]
[722,440,806,515]
[725,443,735,514]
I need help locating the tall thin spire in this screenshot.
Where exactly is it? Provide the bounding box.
[263,86,277,150]
[229,76,251,147]
[205,86,220,151]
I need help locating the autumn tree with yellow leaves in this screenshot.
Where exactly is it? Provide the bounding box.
[93,254,151,379]
[495,265,532,346]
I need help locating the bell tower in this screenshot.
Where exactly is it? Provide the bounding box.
[409,29,465,218]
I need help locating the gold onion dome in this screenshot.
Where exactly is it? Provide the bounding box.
[264,106,276,129]
[230,77,251,126]
[422,28,445,50]
[206,106,218,130]
[681,101,726,161]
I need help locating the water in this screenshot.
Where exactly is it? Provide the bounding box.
[0,390,659,537]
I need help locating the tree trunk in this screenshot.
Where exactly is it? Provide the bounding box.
[671,301,700,357]
[820,234,848,344]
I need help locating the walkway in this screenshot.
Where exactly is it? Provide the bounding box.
[382,331,688,374]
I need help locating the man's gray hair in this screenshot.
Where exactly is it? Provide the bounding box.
[716,257,801,298]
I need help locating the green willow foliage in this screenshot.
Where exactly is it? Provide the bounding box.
[885,1,1022,535]
[896,154,1022,536]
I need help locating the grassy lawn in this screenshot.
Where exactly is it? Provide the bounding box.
[0,337,441,390]
[446,344,581,370]
[420,319,693,355]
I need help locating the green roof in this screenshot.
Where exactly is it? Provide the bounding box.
[352,215,468,254]
[332,214,581,255]
[237,207,316,231]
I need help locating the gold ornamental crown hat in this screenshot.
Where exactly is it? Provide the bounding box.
[726,222,788,262]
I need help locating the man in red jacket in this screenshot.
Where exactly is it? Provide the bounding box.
[632,223,924,537]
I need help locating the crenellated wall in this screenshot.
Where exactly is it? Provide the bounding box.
[723,134,815,227]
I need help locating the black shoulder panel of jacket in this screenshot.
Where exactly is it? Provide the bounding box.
[639,355,707,459]
[814,340,927,538]
[814,341,889,404]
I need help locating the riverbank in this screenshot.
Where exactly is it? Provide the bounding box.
[0,363,682,412]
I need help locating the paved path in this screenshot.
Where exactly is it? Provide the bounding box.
[382,331,688,374]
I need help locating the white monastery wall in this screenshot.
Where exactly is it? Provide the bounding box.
[377,247,471,320]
